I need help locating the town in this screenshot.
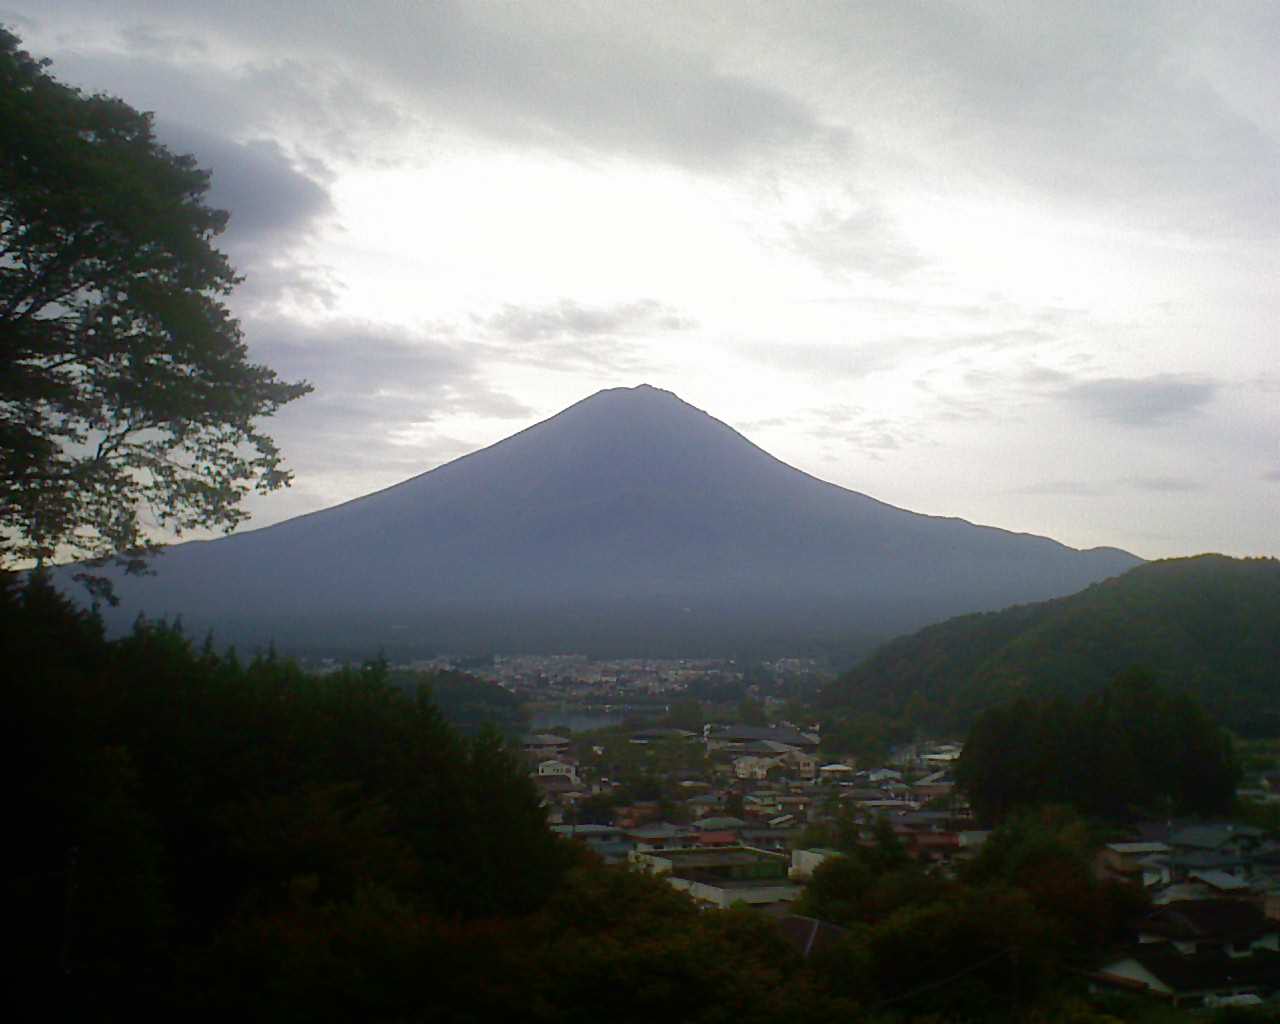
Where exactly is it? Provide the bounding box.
[426,654,1280,1012]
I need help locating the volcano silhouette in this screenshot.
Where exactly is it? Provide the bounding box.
[78,385,1141,658]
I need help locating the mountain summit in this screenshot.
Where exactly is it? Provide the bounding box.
[79,385,1141,658]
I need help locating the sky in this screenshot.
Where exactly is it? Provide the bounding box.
[7,1,1278,560]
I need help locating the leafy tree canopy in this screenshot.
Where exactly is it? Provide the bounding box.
[955,668,1240,824]
[820,555,1280,737]
[0,30,308,574]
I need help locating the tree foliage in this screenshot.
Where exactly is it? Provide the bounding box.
[387,666,528,736]
[820,555,1280,737]
[956,668,1240,824]
[0,30,308,571]
[6,573,572,1012]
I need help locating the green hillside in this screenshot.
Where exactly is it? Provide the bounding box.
[818,555,1280,736]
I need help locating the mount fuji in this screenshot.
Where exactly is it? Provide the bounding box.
[74,385,1141,659]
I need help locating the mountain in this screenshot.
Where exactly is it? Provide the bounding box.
[70,384,1141,659]
[818,554,1280,734]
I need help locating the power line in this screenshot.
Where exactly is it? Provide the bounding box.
[871,947,1015,1010]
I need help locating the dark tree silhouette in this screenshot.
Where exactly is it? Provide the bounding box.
[0,30,308,574]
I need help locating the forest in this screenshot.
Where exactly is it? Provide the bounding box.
[819,555,1280,737]
[955,669,1240,825]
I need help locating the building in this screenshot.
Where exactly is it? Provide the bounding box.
[1092,900,1280,1008]
[631,845,801,909]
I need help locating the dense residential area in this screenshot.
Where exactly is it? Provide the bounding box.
[492,646,1280,1016]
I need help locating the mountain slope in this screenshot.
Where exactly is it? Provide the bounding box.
[818,554,1280,733]
[72,385,1141,658]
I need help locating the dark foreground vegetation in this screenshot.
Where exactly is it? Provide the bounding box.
[957,668,1240,825]
[6,574,1268,1023]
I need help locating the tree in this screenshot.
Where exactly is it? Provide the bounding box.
[662,698,705,733]
[956,668,1240,824]
[0,31,309,574]
[737,697,768,727]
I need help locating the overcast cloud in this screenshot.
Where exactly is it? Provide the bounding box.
[1056,374,1219,427]
[6,1,1278,559]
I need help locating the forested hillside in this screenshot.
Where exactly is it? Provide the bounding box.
[819,555,1280,735]
[387,667,528,736]
[6,575,573,1017]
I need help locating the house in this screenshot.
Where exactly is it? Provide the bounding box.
[957,830,992,858]
[522,733,572,758]
[1166,825,1268,884]
[614,801,661,828]
[740,827,801,852]
[778,793,813,821]
[906,831,961,863]
[695,815,747,833]
[1092,946,1280,1007]
[785,751,818,780]
[920,745,963,769]
[1092,900,1280,1008]
[912,770,955,804]
[1135,900,1280,954]
[537,759,579,784]
[693,830,738,848]
[632,845,801,909]
[733,755,783,781]
[532,774,583,804]
[551,823,633,863]
[791,847,843,880]
[705,725,820,753]
[818,763,855,782]
[685,793,726,817]
[630,727,698,744]
[1097,842,1172,889]
[623,821,690,851]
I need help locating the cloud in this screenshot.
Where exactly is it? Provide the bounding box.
[150,123,341,311]
[19,1,1280,238]
[739,324,1063,387]
[21,2,842,173]
[739,339,907,381]
[1124,476,1203,493]
[782,202,922,282]
[798,404,917,459]
[251,316,525,418]
[1017,475,1201,497]
[904,363,1220,435]
[475,298,695,375]
[21,29,411,171]
[243,315,531,491]
[154,122,332,245]
[481,299,693,342]
[1056,374,1218,427]
[19,49,346,310]
[744,1,1280,237]
[1018,480,1110,497]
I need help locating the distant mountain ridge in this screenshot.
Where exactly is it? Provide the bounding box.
[70,384,1141,658]
[818,554,1280,734]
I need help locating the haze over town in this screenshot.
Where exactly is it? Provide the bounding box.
[7,0,1278,560]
